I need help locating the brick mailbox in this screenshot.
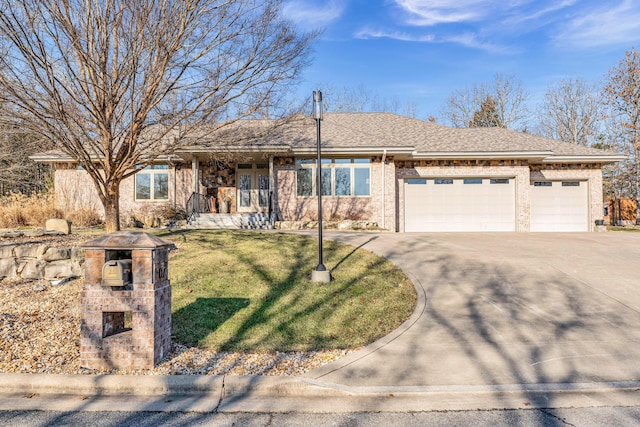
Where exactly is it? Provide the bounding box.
[80,231,176,370]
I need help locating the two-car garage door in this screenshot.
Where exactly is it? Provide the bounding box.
[404,177,516,232]
[404,178,589,232]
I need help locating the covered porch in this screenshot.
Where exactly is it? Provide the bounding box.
[182,151,284,227]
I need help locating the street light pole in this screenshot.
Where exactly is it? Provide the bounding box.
[312,90,331,283]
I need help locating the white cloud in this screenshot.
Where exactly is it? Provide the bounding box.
[442,33,510,53]
[394,0,498,26]
[355,27,508,53]
[555,0,640,48]
[506,0,577,25]
[282,0,345,28]
[355,27,435,42]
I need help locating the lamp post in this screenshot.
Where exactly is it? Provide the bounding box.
[311,90,331,283]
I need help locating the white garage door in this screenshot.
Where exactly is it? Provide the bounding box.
[404,178,516,232]
[530,181,589,232]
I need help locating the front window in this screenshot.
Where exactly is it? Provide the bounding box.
[296,158,371,197]
[135,164,169,201]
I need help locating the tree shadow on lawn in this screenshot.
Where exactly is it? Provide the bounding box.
[172,297,250,347]
[218,236,400,351]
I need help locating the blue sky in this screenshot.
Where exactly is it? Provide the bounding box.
[283,0,640,121]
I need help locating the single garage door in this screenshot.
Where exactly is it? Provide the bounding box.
[530,181,589,232]
[404,177,516,232]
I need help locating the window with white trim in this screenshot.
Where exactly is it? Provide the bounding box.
[296,158,371,197]
[135,165,169,200]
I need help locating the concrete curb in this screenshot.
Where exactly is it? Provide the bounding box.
[3,372,640,397]
[1,373,640,413]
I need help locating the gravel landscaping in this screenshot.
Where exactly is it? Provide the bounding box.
[0,232,356,376]
[0,276,353,376]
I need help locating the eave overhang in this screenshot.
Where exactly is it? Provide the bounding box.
[411,151,553,162]
[291,146,415,156]
[537,155,628,165]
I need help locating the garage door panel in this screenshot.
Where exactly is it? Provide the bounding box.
[530,181,588,232]
[405,178,516,232]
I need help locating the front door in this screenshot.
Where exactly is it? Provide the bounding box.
[237,164,269,213]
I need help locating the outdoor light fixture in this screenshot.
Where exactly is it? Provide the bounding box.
[312,90,331,283]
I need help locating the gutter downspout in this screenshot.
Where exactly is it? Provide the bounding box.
[381,149,387,230]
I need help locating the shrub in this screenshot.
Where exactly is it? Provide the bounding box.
[152,204,187,221]
[0,192,63,228]
[66,208,104,227]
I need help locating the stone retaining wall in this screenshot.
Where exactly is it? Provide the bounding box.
[0,244,84,281]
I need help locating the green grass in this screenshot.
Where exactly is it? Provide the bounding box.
[153,230,416,352]
[607,226,640,232]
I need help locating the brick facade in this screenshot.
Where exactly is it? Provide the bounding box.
[53,164,192,222]
[272,157,378,224]
[53,157,605,233]
[80,235,172,370]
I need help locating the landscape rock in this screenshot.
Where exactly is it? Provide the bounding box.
[0,230,24,238]
[0,245,15,258]
[42,247,72,262]
[0,257,17,279]
[71,247,85,260]
[44,260,74,280]
[19,259,47,280]
[13,244,47,259]
[45,219,72,235]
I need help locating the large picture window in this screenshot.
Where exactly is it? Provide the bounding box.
[296,158,371,197]
[135,165,169,201]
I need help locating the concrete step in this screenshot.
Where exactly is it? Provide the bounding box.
[187,213,274,230]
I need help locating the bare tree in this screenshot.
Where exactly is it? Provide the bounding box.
[441,86,478,128]
[537,78,602,146]
[0,0,315,232]
[442,73,529,130]
[319,84,419,118]
[602,48,640,223]
[0,124,51,195]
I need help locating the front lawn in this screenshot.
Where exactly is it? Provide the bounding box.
[155,230,416,352]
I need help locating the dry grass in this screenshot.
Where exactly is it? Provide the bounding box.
[0,192,62,228]
[0,192,103,228]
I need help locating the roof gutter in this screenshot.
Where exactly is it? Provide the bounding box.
[177,145,292,154]
[29,153,185,164]
[411,151,553,161]
[292,146,415,156]
[539,155,628,164]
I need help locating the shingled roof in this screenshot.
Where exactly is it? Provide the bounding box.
[32,112,625,164]
[223,112,623,163]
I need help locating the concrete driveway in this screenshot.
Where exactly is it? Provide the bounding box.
[306,232,640,389]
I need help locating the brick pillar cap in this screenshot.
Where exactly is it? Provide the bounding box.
[81,231,176,251]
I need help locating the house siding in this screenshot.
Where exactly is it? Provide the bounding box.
[53,164,191,223]
[54,166,104,215]
[51,157,605,232]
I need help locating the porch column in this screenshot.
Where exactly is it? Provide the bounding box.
[191,156,199,194]
[269,155,274,216]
